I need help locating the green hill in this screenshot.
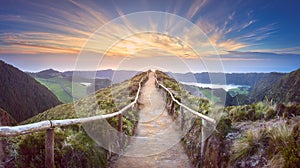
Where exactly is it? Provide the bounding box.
[250,68,300,103]
[31,70,112,103]
[4,71,147,167]
[0,61,61,122]
[34,76,88,103]
[266,68,300,103]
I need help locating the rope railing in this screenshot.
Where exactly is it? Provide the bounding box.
[154,73,216,124]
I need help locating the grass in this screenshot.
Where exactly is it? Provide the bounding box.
[35,76,88,103]
[230,122,300,167]
[8,127,107,168]
[231,129,267,162]
[228,87,249,97]
[226,101,276,122]
[226,101,300,123]
[8,71,148,167]
[198,88,221,104]
[267,123,300,168]
[35,77,74,103]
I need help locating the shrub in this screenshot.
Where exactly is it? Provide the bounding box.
[9,128,107,168]
[267,123,300,168]
[216,115,231,138]
[264,108,276,120]
[231,129,267,162]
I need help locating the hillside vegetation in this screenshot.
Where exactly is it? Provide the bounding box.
[34,76,88,103]
[0,107,16,126]
[31,69,112,103]
[264,68,300,103]
[156,70,300,167]
[3,71,148,168]
[0,61,61,122]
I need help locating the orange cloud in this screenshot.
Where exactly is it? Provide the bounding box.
[105,33,198,59]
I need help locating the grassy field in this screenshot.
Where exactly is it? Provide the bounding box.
[228,87,249,97]
[35,76,88,103]
[198,88,221,103]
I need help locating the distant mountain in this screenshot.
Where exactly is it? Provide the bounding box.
[31,68,61,79]
[169,72,286,87]
[250,68,300,103]
[0,107,16,126]
[63,69,139,83]
[0,61,61,122]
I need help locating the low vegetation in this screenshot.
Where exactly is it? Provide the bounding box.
[156,70,300,168]
[3,71,148,167]
[230,122,300,167]
[0,61,61,123]
[35,76,88,103]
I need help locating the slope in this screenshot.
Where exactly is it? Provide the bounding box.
[250,68,300,103]
[0,61,61,122]
[4,71,147,167]
[0,107,17,126]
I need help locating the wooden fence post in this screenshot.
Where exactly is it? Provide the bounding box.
[118,114,123,133]
[180,106,185,130]
[45,128,54,168]
[118,114,123,149]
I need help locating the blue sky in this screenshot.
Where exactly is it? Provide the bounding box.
[0,0,299,73]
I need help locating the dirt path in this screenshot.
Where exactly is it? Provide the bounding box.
[112,72,191,168]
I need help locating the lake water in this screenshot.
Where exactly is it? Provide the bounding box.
[180,82,248,92]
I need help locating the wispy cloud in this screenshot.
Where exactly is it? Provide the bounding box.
[106,33,197,58]
[239,20,256,31]
[251,46,300,54]
[185,0,207,20]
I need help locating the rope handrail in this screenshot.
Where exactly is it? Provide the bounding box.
[154,73,216,124]
[0,74,147,137]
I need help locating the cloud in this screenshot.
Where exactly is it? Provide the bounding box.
[0,32,85,54]
[0,0,281,61]
[250,46,300,55]
[239,20,256,31]
[105,33,198,58]
[0,0,111,54]
[185,0,208,20]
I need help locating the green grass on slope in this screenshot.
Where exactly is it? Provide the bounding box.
[198,88,221,104]
[6,71,148,168]
[228,87,249,97]
[35,76,88,103]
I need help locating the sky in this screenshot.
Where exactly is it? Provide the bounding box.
[0,0,300,73]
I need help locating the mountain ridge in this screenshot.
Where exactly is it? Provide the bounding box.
[0,61,62,122]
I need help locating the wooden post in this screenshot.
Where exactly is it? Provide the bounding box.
[180,106,185,130]
[201,119,207,159]
[118,114,123,149]
[170,100,174,115]
[168,99,172,111]
[118,114,123,133]
[45,128,54,168]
